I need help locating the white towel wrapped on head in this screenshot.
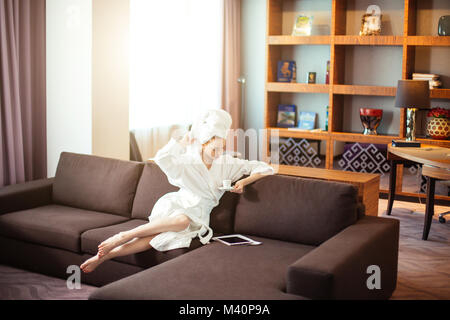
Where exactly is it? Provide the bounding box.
[190,109,232,144]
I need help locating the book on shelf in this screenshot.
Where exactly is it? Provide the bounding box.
[298,111,317,130]
[412,73,442,89]
[277,105,297,128]
[412,73,439,80]
[392,140,421,148]
[277,61,297,83]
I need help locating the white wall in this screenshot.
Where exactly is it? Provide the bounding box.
[46,0,130,177]
[241,0,266,131]
[46,0,92,177]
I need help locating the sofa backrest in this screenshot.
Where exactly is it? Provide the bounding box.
[131,162,238,235]
[234,175,358,246]
[131,162,179,220]
[52,152,144,217]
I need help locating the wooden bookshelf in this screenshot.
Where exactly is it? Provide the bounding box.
[332,85,396,97]
[268,35,332,45]
[266,82,330,93]
[264,0,450,201]
[407,36,450,46]
[334,35,404,46]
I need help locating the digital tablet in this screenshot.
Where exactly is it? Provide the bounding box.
[212,234,261,246]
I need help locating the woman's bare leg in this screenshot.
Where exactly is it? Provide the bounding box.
[81,235,155,273]
[97,214,190,257]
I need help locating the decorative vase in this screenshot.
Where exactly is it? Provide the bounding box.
[426,117,450,140]
[360,108,383,135]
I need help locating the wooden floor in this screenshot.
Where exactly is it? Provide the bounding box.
[0,199,448,300]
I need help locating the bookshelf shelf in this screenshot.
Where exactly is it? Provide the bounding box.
[415,138,450,148]
[264,0,450,201]
[334,36,404,46]
[331,132,398,144]
[266,82,330,94]
[333,85,396,97]
[267,35,332,45]
[430,89,450,99]
[268,127,330,140]
[407,36,450,47]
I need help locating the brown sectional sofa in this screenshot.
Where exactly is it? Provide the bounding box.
[0,152,399,299]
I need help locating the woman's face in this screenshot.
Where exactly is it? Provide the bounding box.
[202,137,226,161]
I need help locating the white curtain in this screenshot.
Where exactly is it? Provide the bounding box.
[130,0,224,159]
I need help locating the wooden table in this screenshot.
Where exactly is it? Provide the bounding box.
[273,165,380,216]
[387,144,450,240]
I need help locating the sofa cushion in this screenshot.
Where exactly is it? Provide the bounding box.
[53,152,144,217]
[81,219,202,268]
[131,161,238,235]
[89,236,313,300]
[0,204,128,253]
[234,175,358,246]
[131,162,179,220]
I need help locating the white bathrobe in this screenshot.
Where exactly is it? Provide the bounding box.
[148,138,274,251]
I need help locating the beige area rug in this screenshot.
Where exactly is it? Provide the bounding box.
[379,199,450,300]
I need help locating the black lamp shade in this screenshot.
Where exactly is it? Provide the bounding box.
[394,80,430,109]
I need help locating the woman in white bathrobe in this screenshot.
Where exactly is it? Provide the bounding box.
[80,110,273,273]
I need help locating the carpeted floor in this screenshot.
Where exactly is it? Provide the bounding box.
[379,199,450,300]
[0,199,449,300]
[0,264,97,300]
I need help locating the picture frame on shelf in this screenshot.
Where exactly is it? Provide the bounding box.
[277,105,297,128]
[308,72,316,84]
[360,5,382,36]
[292,15,313,36]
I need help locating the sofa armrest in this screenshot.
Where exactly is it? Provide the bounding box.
[286,216,399,300]
[0,178,54,214]
[356,202,366,219]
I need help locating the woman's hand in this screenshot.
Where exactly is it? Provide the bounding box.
[230,173,267,194]
[231,180,245,194]
[179,131,195,147]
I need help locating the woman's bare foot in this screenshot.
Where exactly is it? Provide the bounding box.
[80,254,104,273]
[97,232,128,257]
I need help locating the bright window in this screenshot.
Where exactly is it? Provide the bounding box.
[129,0,224,130]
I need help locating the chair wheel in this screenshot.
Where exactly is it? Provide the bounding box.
[439,216,446,224]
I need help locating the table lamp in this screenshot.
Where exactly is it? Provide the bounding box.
[394,80,430,144]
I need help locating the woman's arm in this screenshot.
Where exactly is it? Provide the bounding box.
[231,172,271,194]
[222,155,274,194]
[152,132,194,179]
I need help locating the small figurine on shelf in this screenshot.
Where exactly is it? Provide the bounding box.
[325,61,330,84]
[360,5,382,36]
[438,15,450,36]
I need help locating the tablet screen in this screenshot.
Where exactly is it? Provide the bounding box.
[219,236,251,244]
